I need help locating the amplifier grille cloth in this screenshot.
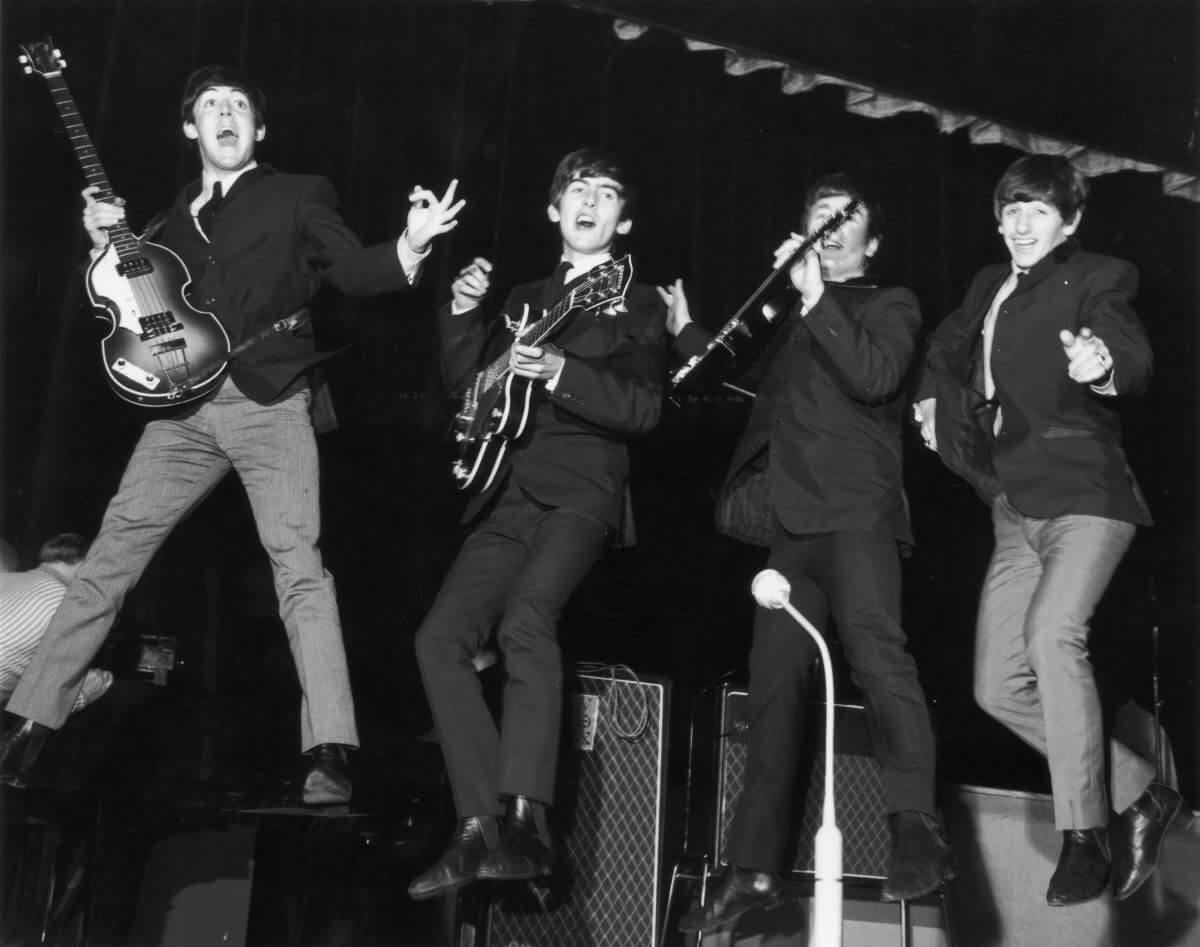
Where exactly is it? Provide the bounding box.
[716,686,891,878]
[487,670,668,947]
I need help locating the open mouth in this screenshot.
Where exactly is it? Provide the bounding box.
[216,128,238,142]
[575,215,596,230]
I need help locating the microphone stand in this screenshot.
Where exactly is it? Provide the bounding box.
[752,570,843,947]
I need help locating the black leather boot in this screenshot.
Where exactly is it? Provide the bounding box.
[678,866,783,933]
[0,718,51,789]
[408,815,499,900]
[1111,781,1184,900]
[475,794,554,882]
[1046,828,1110,905]
[882,810,958,901]
[302,743,352,806]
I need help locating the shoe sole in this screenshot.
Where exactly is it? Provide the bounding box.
[409,873,478,901]
[678,892,784,933]
[1047,883,1108,907]
[476,865,553,883]
[881,863,960,903]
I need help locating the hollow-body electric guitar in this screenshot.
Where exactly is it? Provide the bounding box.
[19,38,230,406]
[450,255,633,493]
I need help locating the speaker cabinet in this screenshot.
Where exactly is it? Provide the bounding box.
[710,680,891,879]
[482,666,671,947]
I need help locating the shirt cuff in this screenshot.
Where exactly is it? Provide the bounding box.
[397,230,429,285]
[544,361,566,392]
[1090,370,1118,396]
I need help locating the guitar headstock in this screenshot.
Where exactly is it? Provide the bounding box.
[811,197,863,239]
[567,254,634,316]
[18,37,66,78]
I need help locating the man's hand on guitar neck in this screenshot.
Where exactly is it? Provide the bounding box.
[82,185,126,257]
[450,257,493,315]
[773,235,825,311]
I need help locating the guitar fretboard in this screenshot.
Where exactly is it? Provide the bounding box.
[476,293,577,396]
[41,71,141,266]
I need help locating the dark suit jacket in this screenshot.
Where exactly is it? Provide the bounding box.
[915,239,1153,525]
[676,279,921,545]
[440,264,667,533]
[154,165,413,402]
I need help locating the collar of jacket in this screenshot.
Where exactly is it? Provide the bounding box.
[1018,236,1083,289]
[183,162,275,205]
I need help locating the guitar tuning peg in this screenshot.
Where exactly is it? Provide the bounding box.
[18,54,28,64]
[22,66,32,75]
[59,58,68,68]
[53,48,62,58]
[604,302,628,315]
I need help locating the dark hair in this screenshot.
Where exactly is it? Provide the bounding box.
[548,148,634,220]
[992,155,1088,222]
[38,533,90,566]
[802,173,884,242]
[181,65,267,128]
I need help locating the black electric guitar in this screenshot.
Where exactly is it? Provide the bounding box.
[668,198,861,403]
[19,38,230,406]
[450,255,634,493]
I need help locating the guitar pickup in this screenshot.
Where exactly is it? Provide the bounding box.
[139,311,184,339]
[111,358,160,390]
[150,338,188,355]
[117,257,154,278]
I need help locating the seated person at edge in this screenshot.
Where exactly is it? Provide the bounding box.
[661,173,955,934]
[407,148,667,900]
[0,65,463,801]
[914,154,1185,905]
[0,534,111,721]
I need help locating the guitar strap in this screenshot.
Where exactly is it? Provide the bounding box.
[141,211,169,242]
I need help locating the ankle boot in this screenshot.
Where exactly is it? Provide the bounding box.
[1111,782,1184,900]
[883,810,958,901]
[476,794,554,881]
[0,718,51,789]
[302,744,352,806]
[408,815,498,900]
[678,866,782,933]
[1047,828,1110,906]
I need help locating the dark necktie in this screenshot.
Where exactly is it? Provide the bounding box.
[544,260,573,307]
[197,181,223,239]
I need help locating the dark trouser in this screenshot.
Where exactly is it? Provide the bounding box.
[414,485,612,819]
[727,527,937,871]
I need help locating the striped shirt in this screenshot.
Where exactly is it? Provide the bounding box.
[0,565,68,704]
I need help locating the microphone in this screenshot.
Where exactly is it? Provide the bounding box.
[752,569,843,947]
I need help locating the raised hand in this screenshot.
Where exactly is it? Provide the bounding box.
[1059,327,1113,385]
[451,257,492,313]
[656,278,692,338]
[405,179,465,254]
